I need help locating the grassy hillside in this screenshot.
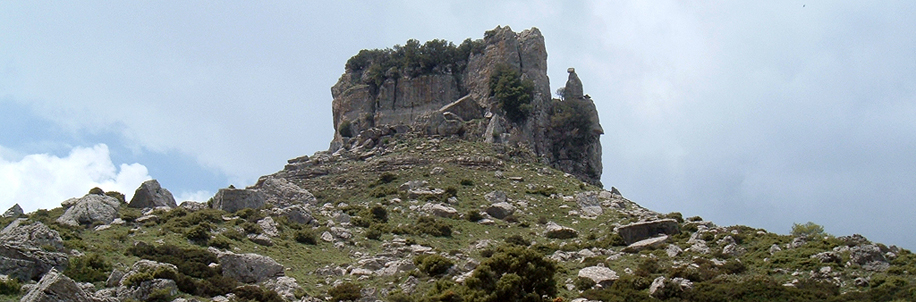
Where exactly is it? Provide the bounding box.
[2,135,915,302]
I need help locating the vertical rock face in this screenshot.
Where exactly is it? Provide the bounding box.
[329,25,604,186]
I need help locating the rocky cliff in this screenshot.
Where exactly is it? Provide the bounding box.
[330,26,604,186]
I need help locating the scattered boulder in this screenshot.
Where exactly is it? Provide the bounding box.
[262,276,304,302]
[210,188,266,213]
[666,244,683,258]
[256,176,317,208]
[277,204,317,225]
[56,194,121,227]
[575,191,602,216]
[545,222,578,239]
[616,219,680,245]
[128,179,177,209]
[2,203,23,218]
[484,191,507,204]
[19,268,96,302]
[486,202,516,220]
[257,217,279,237]
[218,252,285,283]
[421,203,458,218]
[623,235,669,253]
[577,266,618,288]
[248,234,274,246]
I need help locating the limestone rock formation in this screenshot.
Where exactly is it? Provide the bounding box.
[328,26,604,185]
[577,266,618,288]
[128,179,177,209]
[616,219,680,245]
[56,194,121,227]
[2,203,23,218]
[217,251,285,283]
[19,268,98,302]
[0,221,69,281]
[210,187,266,213]
[255,175,318,208]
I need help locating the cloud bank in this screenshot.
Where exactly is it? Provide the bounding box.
[0,144,151,213]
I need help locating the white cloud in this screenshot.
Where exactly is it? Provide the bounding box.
[0,144,151,213]
[176,190,214,203]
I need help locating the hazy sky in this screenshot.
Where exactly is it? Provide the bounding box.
[2,1,914,249]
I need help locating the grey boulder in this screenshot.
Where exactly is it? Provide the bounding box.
[218,251,285,283]
[2,203,23,218]
[128,179,177,209]
[0,221,69,281]
[616,219,680,245]
[577,266,618,288]
[56,194,121,227]
[210,187,266,213]
[20,268,98,302]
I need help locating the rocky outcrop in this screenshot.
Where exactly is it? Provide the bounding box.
[2,203,23,218]
[56,194,120,227]
[255,176,318,208]
[616,219,680,245]
[19,268,98,302]
[210,187,266,213]
[328,26,604,186]
[218,251,285,284]
[127,179,177,209]
[0,221,69,281]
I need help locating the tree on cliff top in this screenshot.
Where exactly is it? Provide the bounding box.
[345,38,485,89]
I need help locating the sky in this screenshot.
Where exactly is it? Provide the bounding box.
[2,1,914,249]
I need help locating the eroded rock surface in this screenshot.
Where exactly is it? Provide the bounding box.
[128,179,177,209]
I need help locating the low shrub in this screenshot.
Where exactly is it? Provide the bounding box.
[415,254,454,276]
[466,211,484,222]
[65,253,112,282]
[328,282,362,302]
[88,187,105,195]
[105,191,126,203]
[119,206,142,222]
[233,285,284,302]
[295,229,318,245]
[185,223,212,242]
[505,235,528,247]
[366,225,385,240]
[574,277,596,291]
[370,205,388,223]
[0,276,20,295]
[146,288,175,302]
[464,246,558,302]
[460,179,474,186]
[208,236,232,249]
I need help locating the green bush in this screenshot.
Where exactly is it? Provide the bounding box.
[415,216,452,237]
[65,253,112,282]
[338,120,354,138]
[185,223,212,242]
[635,257,660,277]
[791,221,827,238]
[580,275,651,302]
[233,285,284,302]
[490,64,534,123]
[467,211,484,222]
[366,225,384,240]
[505,235,528,247]
[574,277,596,291]
[460,179,474,186]
[105,191,126,203]
[208,236,232,249]
[464,246,558,302]
[415,254,454,276]
[120,206,142,222]
[235,208,264,223]
[370,205,389,223]
[329,282,362,302]
[89,187,105,195]
[295,229,318,245]
[0,276,20,295]
[146,288,175,302]
[377,172,398,185]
